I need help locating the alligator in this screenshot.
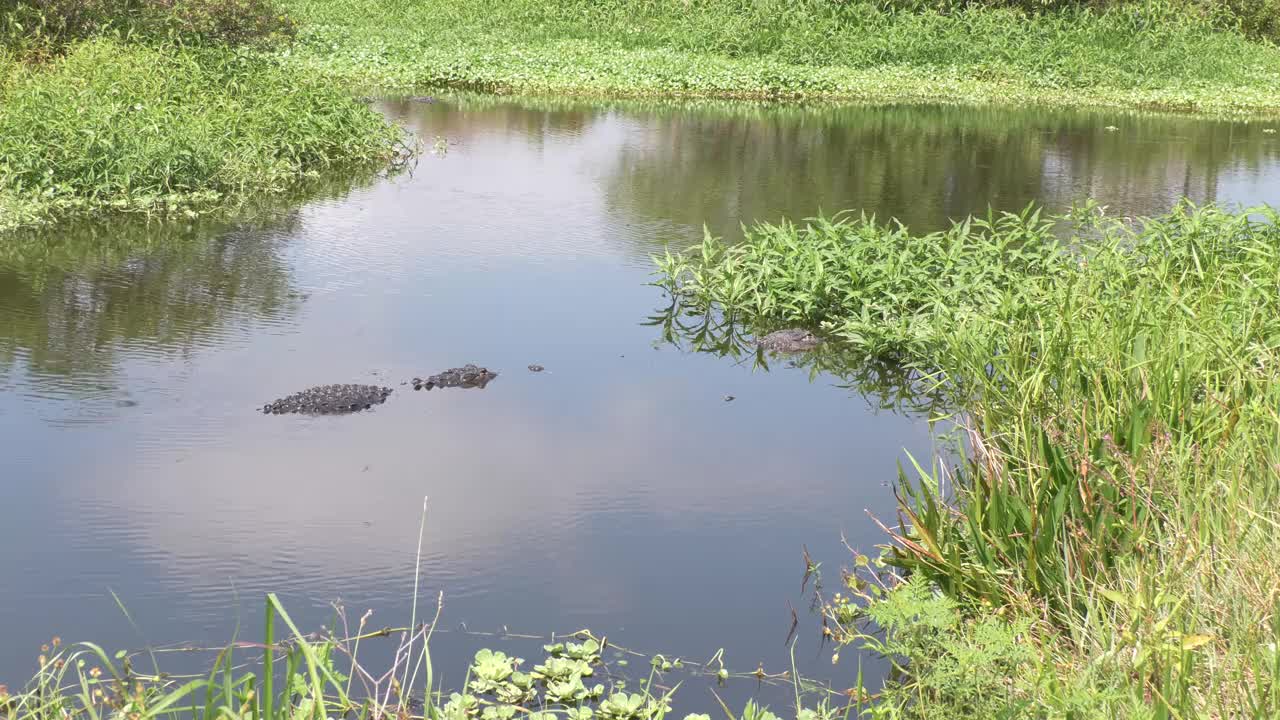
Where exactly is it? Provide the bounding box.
[757,329,822,353]
[262,384,393,415]
[412,365,498,391]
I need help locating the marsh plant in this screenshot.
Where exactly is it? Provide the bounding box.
[280,0,1280,113]
[0,0,297,55]
[0,0,408,233]
[0,40,406,232]
[0,597,855,720]
[657,202,1280,716]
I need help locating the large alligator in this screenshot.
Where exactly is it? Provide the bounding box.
[260,365,503,416]
[412,364,498,391]
[262,384,393,415]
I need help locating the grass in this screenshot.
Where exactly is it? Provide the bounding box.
[0,38,405,232]
[0,593,857,720]
[280,0,1280,115]
[655,203,1280,717]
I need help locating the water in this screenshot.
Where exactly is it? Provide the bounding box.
[2,95,1278,706]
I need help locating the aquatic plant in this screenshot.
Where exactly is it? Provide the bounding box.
[280,0,1280,114]
[0,39,406,232]
[0,595,849,720]
[656,202,1280,716]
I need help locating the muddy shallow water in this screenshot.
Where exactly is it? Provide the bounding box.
[2,95,1278,706]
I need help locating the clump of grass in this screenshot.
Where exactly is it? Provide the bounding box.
[280,0,1280,114]
[656,203,1280,716]
[0,38,405,232]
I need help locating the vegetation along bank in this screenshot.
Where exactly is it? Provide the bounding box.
[656,202,1280,717]
[280,0,1280,112]
[4,0,1280,232]
[0,0,406,232]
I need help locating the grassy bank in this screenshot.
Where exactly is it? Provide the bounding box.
[281,0,1280,115]
[655,204,1280,717]
[0,3,405,233]
[4,0,1280,232]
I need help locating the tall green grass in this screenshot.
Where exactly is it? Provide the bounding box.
[0,39,405,232]
[0,0,298,56]
[656,204,1280,716]
[281,0,1280,113]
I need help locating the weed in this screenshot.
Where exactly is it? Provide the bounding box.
[279,0,1280,114]
[0,599,847,720]
[657,202,1280,716]
[0,39,405,232]
[0,0,296,55]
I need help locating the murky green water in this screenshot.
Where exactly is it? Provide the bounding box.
[2,95,1277,705]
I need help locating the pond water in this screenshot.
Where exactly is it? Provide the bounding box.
[2,95,1278,707]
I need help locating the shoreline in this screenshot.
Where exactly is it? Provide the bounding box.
[293,45,1280,119]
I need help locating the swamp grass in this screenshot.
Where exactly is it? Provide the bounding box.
[0,594,856,720]
[655,203,1280,716]
[281,0,1280,114]
[0,39,406,232]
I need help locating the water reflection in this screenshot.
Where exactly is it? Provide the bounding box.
[600,103,1277,240]
[384,94,1280,250]
[0,174,384,418]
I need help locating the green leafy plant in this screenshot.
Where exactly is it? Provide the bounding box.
[468,650,517,694]
[278,0,1280,113]
[659,202,1280,716]
[1,0,297,54]
[0,38,405,233]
